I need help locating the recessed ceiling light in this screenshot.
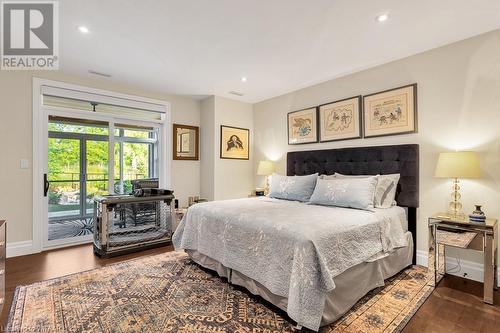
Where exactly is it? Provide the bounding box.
[241,76,248,82]
[375,13,389,23]
[78,26,90,34]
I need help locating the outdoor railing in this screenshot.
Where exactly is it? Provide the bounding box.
[49,172,147,184]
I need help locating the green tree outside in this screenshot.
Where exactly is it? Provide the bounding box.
[48,123,152,214]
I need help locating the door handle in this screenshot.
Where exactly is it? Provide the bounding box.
[44,174,50,197]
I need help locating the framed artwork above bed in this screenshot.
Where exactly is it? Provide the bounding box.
[287,107,318,145]
[363,84,417,138]
[318,96,362,142]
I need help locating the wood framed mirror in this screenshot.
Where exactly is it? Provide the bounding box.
[173,124,199,160]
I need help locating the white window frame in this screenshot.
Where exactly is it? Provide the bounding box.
[32,78,172,252]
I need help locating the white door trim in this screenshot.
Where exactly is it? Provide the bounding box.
[32,77,172,254]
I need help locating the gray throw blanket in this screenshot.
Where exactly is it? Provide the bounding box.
[173,197,407,330]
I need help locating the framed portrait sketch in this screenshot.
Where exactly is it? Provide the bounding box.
[220,125,250,160]
[319,96,362,142]
[287,107,318,145]
[363,84,417,138]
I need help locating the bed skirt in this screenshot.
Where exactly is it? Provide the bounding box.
[186,231,413,327]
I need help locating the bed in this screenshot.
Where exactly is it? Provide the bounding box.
[173,144,419,331]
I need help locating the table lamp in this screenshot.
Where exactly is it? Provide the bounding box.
[434,151,481,216]
[257,160,276,195]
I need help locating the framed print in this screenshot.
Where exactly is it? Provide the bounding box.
[179,132,190,153]
[173,124,199,160]
[363,84,417,138]
[287,107,318,145]
[319,96,362,142]
[220,125,249,160]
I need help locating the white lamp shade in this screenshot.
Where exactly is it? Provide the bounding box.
[435,151,481,178]
[257,160,276,176]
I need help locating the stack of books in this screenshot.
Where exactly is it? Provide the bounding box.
[469,213,486,223]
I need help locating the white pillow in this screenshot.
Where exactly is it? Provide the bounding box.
[335,173,400,208]
[309,177,378,210]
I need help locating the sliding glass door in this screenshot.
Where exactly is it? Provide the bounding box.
[45,116,159,248]
[47,136,83,241]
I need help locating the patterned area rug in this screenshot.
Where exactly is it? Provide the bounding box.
[48,217,93,241]
[8,251,433,333]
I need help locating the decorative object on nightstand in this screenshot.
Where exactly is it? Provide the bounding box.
[257,160,276,196]
[434,151,481,217]
[188,196,199,206]
[469,204,486,223]
[255,188,265,196]
[428,213,497,304]
[187,196,207,206]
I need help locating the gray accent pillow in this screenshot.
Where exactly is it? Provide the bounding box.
[373,174,400,208]
[335,173,400,208]
[309,177,378,210]
[269,173,318,202]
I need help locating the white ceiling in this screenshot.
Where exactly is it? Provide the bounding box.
[60,0,500,103]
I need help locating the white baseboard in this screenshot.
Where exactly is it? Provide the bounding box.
[417,250,500,287]
[6,240,36,258]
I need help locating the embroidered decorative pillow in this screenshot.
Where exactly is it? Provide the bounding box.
[269,173,318,202]
[373,174,400,208]
[335,173,400,208]
[309,177,378,210]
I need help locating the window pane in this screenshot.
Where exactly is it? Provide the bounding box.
[124,142,150,180]
[116,126,156,139]
[113,142,130,194]
[49,118,109,135]
[123,129,150,139]
[48,138,81,219]
[86,140,109,214]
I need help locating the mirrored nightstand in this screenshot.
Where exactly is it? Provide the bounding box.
[428,213,498,304]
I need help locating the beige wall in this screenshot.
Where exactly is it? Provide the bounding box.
[213,96,254,200]
[200,96,216,200]
[253,30,500,265]
[200,96,254,201]
[0,71,201,243]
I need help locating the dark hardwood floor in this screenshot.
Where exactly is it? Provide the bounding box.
[403,274,500,333]
[1,244,499,332]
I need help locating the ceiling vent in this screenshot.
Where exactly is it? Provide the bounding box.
[228,91,244,97]
[88,70,112,78]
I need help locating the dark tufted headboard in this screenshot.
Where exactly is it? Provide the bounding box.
[287,144,419,264]
[287,144,419,207]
